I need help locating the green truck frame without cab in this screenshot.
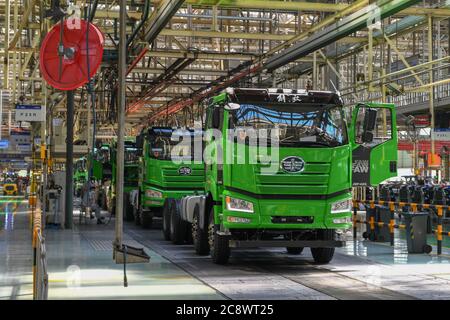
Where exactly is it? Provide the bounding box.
[175,87,397,264]
[131,127,204,234]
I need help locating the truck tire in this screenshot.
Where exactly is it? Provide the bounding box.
[311,229,335,264]
[170,199,187,244]
[162,200,171,241]
[286,247,304,255]
[192,206,209,255]
[311,247,335,264]
[124,193,134,222]
[140,203,153,229]
[208,212,230,264]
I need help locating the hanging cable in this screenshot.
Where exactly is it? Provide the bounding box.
[86,0,96,181]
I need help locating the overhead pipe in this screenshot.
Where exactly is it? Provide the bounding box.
[127,0,151,48]
[144,0,185,44]
[88,0,99,22]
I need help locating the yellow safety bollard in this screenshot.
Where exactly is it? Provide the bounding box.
[389,201,395,246]
[437,206,443,255]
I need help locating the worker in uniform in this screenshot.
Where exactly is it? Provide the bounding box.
[81,177,104,224]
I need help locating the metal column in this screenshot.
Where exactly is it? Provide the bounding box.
[3,0,10,89]
[114,0,126,248]
[65,90,74,229]
[428,14,435,155]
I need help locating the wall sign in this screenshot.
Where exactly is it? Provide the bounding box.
[15,104,45,122]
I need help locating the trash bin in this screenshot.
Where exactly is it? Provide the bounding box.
[376,206,392,242]
[402,212,432,254]
[363,206,390,242]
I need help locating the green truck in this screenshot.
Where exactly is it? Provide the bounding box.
[73,157,88,197]
[173,87,397,264]
[130,127,204,235]
[92,144,113,183]
[108,138,140,220]
[73,145,109,198]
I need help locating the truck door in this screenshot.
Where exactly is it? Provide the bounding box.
[351,103,398,186]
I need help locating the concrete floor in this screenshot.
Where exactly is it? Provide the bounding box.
[1,196,450,300]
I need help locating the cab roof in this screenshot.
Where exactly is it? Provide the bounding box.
[225,88,343,107]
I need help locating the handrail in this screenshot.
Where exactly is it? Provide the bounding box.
[32,206,48,300]
[353,198,446,255]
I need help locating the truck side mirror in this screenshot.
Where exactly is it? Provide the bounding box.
[212,107,221,129]
[362,108,377,143]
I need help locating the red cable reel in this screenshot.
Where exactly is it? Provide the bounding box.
[39,19,104,91]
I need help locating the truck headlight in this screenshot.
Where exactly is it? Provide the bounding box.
[225,196,254,213]
[331,198,352,214]
[146,189,162,198]
[333,217,352,224]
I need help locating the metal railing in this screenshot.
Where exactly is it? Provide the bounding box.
[32,206,48,300]
[352,199,447,255]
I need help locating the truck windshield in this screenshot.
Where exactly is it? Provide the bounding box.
[125,147,139,163]
[95,147,110,163]
[149,132,202,161]
[124,166,138,186]
[230,103,347,147]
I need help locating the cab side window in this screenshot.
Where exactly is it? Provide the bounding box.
[355,107,392,147]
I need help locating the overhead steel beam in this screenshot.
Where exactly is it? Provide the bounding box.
[158,29,367,43]
[161,0,450,16]
[8,0,37,50]
[130,67,228,76]
[137,50,255,61]
[264,0,421,71]
[127,56,196,114]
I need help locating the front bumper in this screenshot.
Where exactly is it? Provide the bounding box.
[229,239,346,248]
[221,189,352,230]
[142,184,203,208]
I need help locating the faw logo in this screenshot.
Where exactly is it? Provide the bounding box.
[353,160,369,173]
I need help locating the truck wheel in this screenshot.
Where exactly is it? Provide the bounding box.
[140,203,153,229]
[311,229,335,264]
[170,199,186,244]
[192,207,209,255]
[124,193,134,222]
[311,247,335,264]
[286,247,304,255]
[208,212,230,264]
[162,200,171,241]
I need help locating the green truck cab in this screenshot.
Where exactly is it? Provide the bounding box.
[73,157,88,197]
[131,127,204,232]
[89,143,113,182]
[74,144,112,207]
[177,87,397,264]
[108,137,140,220]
